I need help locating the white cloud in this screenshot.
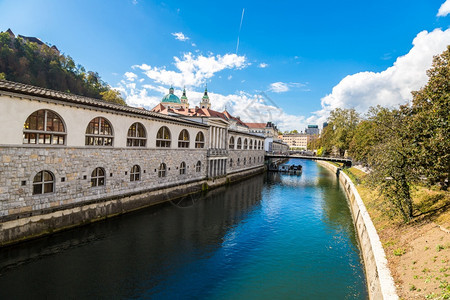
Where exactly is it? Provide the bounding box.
[258,63,268,68]
[124,72,138,81]
[310,28,450,127]
[269,82,289,93]
[268,82,305,93]
[132,0,138,5]
[191,43,197,47]
[437,0,450,16]
[227,75,232,80]
[172,32,190,41]
[134,52,248,88]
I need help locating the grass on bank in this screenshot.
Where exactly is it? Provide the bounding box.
[333,163,450,299]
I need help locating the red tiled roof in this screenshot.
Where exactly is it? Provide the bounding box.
[245,122,266,129]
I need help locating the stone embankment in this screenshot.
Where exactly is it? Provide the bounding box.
[317,161,398,300]
[0,166,265,247]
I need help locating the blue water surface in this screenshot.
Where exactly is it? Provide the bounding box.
[0,159,367,299]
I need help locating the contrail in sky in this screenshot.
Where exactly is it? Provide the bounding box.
[236,8,245,54]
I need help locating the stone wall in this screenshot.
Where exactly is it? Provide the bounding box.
[0,146,206,218]
[0,160,265,246]
[228,149,265,173]
[317,161,398,300]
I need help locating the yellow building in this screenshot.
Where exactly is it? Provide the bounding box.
[278,133,311,150]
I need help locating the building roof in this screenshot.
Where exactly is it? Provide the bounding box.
[245,123,266,129]
[18,34,44,46]
[0,80,208,128]
[223,110,248,127]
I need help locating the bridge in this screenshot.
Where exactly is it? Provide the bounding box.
[265,154,352,167]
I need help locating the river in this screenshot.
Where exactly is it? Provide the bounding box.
[0,159,368,299]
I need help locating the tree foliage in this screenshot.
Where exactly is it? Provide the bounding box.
[313,46,450,221]
[364,106,417,222]
[409,45,450,189]
[0,32,126,105]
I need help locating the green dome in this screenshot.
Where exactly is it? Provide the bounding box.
[161,87,181,104]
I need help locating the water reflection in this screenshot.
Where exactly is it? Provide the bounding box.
[0,161,367,299]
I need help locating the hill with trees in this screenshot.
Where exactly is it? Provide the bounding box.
[0,29,125,105]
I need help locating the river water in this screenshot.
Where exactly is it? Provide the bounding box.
[0,159,368,299]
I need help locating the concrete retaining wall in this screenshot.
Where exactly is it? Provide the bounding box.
[317,161,398,300]
[0,166,265,247]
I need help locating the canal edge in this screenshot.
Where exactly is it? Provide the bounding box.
[316,160,399,300]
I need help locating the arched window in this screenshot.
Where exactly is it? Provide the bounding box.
[91,167,105,187]
[178,129,190,148]
[258,141,261,150]
[156,126,171,147]
[158,163,166,177]
[249,139,253,150]
[229,137,235,149]
[33,170,54,195]
[127,122,146,147]
[237,158,240,166]
[195,132,205,148]
[237,137,242,149]
[196,161,201,172]
[244,139,248,150]
[180,161,186,175]
[130,165,140,181]
[24,110,66,145]
[244,157,246,165]
[229,158,233,167]
[85,117,113,146]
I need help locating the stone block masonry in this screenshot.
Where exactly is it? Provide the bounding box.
[0,146,206,218]
[0,144,265,246]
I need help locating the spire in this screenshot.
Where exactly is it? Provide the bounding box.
[200,84,211,109]
[180,85,189,107]
[202,84,209,101]
[169,85,174,94]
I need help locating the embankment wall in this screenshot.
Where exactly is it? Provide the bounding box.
[317,161,398,300]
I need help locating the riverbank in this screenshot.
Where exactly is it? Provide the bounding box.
[330,162,450,299]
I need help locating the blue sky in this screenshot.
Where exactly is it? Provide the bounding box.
[1,0,449,130]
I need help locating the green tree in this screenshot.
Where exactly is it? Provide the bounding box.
[365,106,417,222]
[409,45,450,190]
[0,30,127,106]
[100,89,126,105]
[322,108,360,156]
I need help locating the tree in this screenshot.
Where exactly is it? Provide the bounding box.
[0,31,127,106]
[100,89,126,105]
[409,45,450,190]
[321,108,360,156]
[349,106,385,165]
[365,106,417,222]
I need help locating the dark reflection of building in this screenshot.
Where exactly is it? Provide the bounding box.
[0,175,265,299]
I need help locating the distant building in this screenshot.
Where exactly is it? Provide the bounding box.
[245,122,288,152]
[279,133,311,150]
[305,125,319,135]
[1,29,60,55]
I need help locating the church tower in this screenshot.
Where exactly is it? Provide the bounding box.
[180,86,189,109]
[199,86,211,109]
